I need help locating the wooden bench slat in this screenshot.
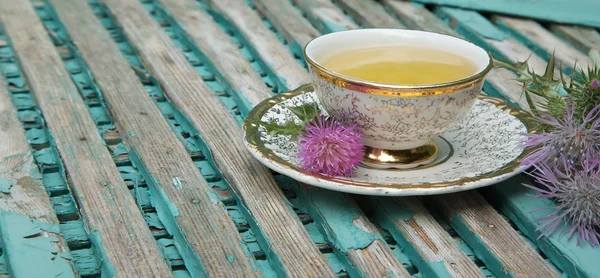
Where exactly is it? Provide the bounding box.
[158,0,271,109]
[101,0,335,276]
[483,177,600,278]
[253,0,320,53]
[494,16,591,71]
[436,192,561,278]
[550,24,600,54]
[205,0,309,90]
[372,197,484,277]
[158,0,410,276]
[0,72,76,278]
[332,0,405,28]
[0,1,172,276]
[292,0,358,33]
[384,1,452,35]
[49,0,262,276]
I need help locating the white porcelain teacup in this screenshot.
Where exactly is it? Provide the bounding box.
[304,29,492,169]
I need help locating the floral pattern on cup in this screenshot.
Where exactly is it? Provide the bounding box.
[311,73,484,150]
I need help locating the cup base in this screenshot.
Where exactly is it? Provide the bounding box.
[361,140,439,169]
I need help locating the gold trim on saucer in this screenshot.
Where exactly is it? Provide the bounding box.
[303,30,494,98]
[243,84,537,190]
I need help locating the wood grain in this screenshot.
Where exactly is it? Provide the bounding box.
[372,197,483,277]
[101,0,334,276]
[550,24,600,54]
[253,0,320,51]
[49,0,262,276]
[205,0,309,90]
[291,0,357,33]
[0,72,76,277]
[494,16,591,70]
[436,192,561,278]
[150,0,410,275]
[0,1,172,276]
[158,0,271,107]
[332,0,405,28]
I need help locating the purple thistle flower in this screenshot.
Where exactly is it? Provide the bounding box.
[591,79,600,89]
[524,159,600,246]
[298,115,365,177]
[522,101,600,168]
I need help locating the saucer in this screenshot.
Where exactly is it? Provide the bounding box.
[243,84,534,196]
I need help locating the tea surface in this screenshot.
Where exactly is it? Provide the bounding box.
[320,46,479,85]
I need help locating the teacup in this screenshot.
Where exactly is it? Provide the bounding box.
[304,29,492,169]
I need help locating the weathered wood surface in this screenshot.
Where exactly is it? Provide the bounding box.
[0,73,58,228]
[158,0,271,107]
[157,0,410,275]
[0,1,172,276]
[0,72,76,278]
[253,0,320,51]
[495,16,591,70]
[49,0,262,276]
[372,197,483,277]
[205,0,309,90]
[102,0,335,276]
[292,0,357,33]
[384,0,453,36]
[333,0,405,29]
[436,192,560,278]
[484,178,600,278]
[550,24,600,54]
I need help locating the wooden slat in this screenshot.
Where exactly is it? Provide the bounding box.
[101,0,335,276]
[436,192,561,278]
[483,177,600,278]
[494,16,591,71]
[205,0,309,90]
[253,0,320,52]
[49,0,261,276]
[383,0,455,36]
[333,0,405,28]
[384,0,540,111]
[291,0,358,33]
[154,0,410,276]
[0,1,172,276]
[157,0,270,107]
[372,197,483,277]
[550,24,600,54]
[0,72,76,278]
[300,187,410,277]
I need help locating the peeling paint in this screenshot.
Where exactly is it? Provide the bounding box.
[0,210,75,278]
[0,178,12,194]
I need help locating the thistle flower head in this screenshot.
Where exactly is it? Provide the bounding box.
[298,115,365,177]
[522,100,600,167]
[525,159,600,246]
[592,79,600,88]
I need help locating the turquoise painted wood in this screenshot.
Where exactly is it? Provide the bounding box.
[0,0,598,277]
[412,0,600,29]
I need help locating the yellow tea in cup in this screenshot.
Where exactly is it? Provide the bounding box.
[320,45,478,85]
